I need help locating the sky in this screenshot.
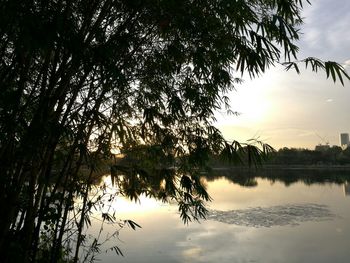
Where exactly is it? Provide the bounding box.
[215,0,350,150]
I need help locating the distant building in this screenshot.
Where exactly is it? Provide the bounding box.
[340,133,349,149]
[315,144,330,152]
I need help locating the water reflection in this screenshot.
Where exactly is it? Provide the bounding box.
[205,167,350,187]
[93,168,350,263]
[344,182,350,196]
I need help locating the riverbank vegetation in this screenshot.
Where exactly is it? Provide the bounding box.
[209,146,350,167]
[0,0,348,262]
[269,146,350,165]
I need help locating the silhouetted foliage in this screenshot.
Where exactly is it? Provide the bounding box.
[0,0,348,262]
[268,146,350,165]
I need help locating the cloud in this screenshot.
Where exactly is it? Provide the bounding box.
[343,59,350,70]
[300,0,350,61]
[297,130,315,137]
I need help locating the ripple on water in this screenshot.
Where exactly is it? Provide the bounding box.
[207,203,335,227]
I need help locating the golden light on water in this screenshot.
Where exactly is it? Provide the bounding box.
[98,176,163,215]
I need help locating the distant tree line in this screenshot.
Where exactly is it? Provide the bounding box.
[268,146,350,165]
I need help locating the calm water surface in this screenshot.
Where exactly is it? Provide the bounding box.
[90,170,350,263]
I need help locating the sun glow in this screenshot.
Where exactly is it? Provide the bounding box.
[216,73,274,128]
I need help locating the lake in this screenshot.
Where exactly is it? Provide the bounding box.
[87,168,350,263]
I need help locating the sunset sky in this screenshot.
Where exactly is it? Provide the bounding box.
[216,0,350,150]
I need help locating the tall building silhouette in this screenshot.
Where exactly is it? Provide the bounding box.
[340,133,349,149]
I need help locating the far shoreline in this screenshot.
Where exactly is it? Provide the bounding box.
[211,164,350,171]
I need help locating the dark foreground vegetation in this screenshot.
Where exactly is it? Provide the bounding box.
[0,0,348,262]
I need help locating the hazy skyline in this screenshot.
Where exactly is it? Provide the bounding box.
[216,0,350,149]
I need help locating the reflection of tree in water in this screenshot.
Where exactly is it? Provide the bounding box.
[204,169,258,187]
[109,162,350,197]
[109,151,212,224]
[204,168,350,187]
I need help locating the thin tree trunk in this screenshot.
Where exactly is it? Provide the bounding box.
[73,170,93,263]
